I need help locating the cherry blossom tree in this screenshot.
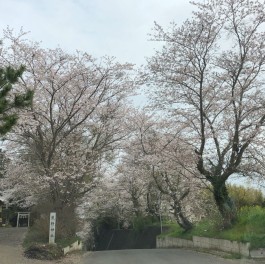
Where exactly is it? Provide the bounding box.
[117,158,148,218]
[146,0,265,227]
[119,111,203,231]
[0,28,136,212]
[143,127,200,231]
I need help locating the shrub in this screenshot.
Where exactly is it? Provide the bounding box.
[133,215,155,232]
[24,243,63,260]
[23,225,48,248]
[24,198,80,249]
[228,185,264,209]
[238,206,265,231]
[30,198,78,241]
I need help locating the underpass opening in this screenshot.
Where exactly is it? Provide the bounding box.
[93,226,163,251]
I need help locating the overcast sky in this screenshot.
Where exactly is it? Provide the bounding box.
[0,0,198,65]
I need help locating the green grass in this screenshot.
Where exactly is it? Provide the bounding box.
[161,206,265,249]
[56,236,81,248]
[133,215,162,231]
[159,221,190,238]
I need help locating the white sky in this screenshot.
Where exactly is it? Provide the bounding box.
[0,0,197,65]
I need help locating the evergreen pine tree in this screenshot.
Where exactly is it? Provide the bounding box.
[0,65,33,135]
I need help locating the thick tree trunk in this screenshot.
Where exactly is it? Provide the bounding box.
[172,201,193,231]
[212,181,237,228]
[132,196,142,217]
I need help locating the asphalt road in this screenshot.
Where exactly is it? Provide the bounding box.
[0,227,27,246]
[81,249,256,264]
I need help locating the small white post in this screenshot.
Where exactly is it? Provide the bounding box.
[49,212,56,244]
[159,192,163,234]
[27,213,30,227]
[16,213,20,228]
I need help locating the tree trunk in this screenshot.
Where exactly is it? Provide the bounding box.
[146,192,160,220]
[132,196,142,217]
[172,201,192,231]
[212,180,237,228]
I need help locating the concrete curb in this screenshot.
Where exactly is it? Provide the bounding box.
[157,236,252,257]
[62,240,83,255]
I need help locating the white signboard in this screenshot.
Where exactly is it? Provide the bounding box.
[49,212,56,244]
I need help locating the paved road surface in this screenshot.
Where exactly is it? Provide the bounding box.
[0,228,259,264]
[82,249,258,264]
[0,227,28,246]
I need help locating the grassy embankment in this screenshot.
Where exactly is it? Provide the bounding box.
[160,206,265,250]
